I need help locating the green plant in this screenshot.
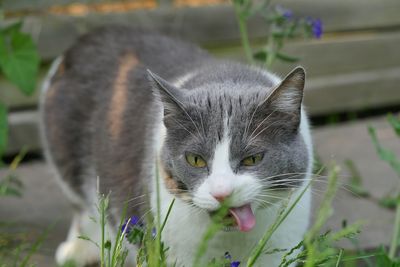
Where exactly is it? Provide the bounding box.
[368,114,400,262]
[231,0,322,67]
[0,20,40,162]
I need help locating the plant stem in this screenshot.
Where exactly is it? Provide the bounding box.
[233,3,253,64]
[155,161,163,265]
[389,200,400,259]
[100,196,106,267]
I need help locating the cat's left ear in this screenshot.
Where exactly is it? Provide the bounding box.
[147,69,186,117]
[266,66,305,115]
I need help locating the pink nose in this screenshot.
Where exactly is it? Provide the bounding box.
[212,191,232,203]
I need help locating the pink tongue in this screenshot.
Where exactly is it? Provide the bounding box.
[229,204,256,232]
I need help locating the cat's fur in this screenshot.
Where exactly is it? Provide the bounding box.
[40,26,313,267]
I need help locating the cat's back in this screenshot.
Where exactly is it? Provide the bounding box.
[40,26,211,204]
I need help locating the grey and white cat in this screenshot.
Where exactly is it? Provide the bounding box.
[40,26,313,267]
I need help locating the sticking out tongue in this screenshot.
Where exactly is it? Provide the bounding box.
[229,204,256,232]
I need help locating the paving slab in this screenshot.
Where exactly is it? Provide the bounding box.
[312,115,399,250]
[0,114,399,266]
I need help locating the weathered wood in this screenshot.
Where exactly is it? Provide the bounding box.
[305,67,400,115]
[6,0,400,36]
[7,111,41,155]
[4,0,116,12]
[11,0,400,61]
[212,31,400,77]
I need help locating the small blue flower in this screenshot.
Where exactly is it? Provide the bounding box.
[121,215,141,234]
[151,227,157,238]
[224,252,240,267]
[276,5,293,20]
[310,18,323,38]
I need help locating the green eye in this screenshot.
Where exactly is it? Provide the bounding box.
[186,153,207,168]
[241,153,264,166]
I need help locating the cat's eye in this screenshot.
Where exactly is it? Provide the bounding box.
[241,153,264,166]
[185,153,207,168]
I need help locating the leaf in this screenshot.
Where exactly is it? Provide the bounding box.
[379,196,398,209]
[253,50,268,61]
[388,113,400,137]
[276,52,300,63]
[368,126,400,177]
[344,159,370,197]
[0,103,7,158]
[0,22,40,95]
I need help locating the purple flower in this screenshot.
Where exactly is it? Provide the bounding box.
[275,5,293,20]
[224,252,240,267]
[121,215,141,234]
[309,18,323,38]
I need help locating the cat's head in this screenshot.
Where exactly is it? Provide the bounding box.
[148,65,311,232]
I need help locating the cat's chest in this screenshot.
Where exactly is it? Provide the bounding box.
[155,185,311,266]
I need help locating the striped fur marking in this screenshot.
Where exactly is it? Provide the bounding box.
[108,53,139,140]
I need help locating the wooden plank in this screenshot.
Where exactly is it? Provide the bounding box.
[211,31,400,77]
[7,111,41,155]
[11,0,400,61]
[3,0,115,12]
[304,67,400,115]
[6,0,400,36]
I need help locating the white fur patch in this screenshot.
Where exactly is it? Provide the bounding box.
[272,89,302,113]
[173,71,197,88]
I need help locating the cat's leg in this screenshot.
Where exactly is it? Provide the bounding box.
[55,210,100,267]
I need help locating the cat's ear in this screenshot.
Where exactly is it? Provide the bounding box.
[147,69,185,117]
[266,66,305,115]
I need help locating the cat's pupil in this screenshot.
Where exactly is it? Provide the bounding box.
[194,157,198,164]
[252,156,256,163]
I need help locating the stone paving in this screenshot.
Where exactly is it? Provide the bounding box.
[0,115,399,266]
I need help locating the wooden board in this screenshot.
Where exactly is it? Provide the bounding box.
[212,31,400,77]
[8,0,400,61]
[6,0,400,36]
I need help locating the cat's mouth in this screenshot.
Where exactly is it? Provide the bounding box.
[210,203,256,232]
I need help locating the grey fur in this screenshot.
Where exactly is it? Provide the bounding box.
[41,25,308,233]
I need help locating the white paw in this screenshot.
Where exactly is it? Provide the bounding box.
[55,238,99,267]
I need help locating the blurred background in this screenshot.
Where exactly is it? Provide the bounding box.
[0,0,399,266]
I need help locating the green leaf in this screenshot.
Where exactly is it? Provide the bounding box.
[379,196,398,209]
[104,240,112,249]
[253,50,268,61]
[368,126,400,177]
[344,159,370,197]
[0,22,40,95]
[276,52,300,63]
[388,113,400,137]
[0,103,7,158]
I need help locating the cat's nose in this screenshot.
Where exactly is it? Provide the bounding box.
[212,191,232,203]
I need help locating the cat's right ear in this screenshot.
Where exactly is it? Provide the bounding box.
[147,69,185,117]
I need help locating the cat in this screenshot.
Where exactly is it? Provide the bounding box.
[40,25,313,267]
